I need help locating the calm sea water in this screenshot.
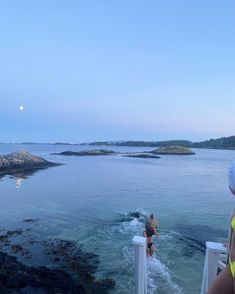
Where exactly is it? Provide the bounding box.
[1,144,235,293]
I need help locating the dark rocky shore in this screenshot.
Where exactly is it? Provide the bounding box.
[0,221,115,294]
[0,151,61,176]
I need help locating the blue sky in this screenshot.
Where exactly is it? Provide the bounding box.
[0,0,235,143]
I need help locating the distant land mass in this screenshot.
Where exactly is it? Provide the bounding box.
[86,136,235,150]
[2,136,235,150]
[88,140,193,147]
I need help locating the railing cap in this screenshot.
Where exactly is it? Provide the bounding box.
[206,242,227,252]
[133,236,146,247]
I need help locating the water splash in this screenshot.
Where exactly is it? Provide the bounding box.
[116,208,148,223]
[147,256,183,294]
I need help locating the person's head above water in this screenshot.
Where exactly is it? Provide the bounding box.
[228,162,235,195]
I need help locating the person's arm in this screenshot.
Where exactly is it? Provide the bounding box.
[153,228,160,237]
[208,220,235,294]
[230,226,235,266]
[155,219,160,236]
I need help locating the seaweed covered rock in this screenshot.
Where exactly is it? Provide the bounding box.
[0,226,116,294]
[0,251,85,293]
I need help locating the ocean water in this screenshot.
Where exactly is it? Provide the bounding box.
[0,144,235,293]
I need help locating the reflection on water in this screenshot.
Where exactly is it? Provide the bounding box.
[16,177,23,189]
[1,168,45,183]
[0,168,47,189]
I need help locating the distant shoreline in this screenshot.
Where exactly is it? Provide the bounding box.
[1,136,235,150]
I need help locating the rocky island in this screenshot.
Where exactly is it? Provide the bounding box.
[51,149,115,156]
[0,151,61,175]
[151,146,195,155]
[52,149,161,159]
[51,147,195,159]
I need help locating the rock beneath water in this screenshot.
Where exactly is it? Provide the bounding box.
[151,146,195,155]
[22,219,39,223]
[0,151,61,175]
[123,153,160,159]
[0,251,85,293]
[176,223,227,245]
[51,149,115,156]
[0,225,116,294]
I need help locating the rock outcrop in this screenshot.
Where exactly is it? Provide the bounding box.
[0,151,60,174]
[151,146,195,155]
[51,149,115,156]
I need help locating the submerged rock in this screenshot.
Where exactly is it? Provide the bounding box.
[151,146,195,155]
[23,219,39,223]
[176,223,227,245]
[0,225,116,294]
[43,239,115,293]
[118,210,147,222]
[0,151,61,175]
[123,153,160,159]
[0,251,85,293]
[51,149,115,156]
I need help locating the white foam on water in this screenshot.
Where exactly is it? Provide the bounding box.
[116,208,148,221]
[147,256,183,294]
[110,211,185,293]
[119,218,144,235]
[129,217,140,226]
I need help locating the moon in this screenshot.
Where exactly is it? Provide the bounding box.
[19,105,24,111]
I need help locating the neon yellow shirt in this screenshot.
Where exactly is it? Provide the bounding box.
[231,217,235,230]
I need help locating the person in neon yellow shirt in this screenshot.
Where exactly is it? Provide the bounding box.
[208,162,235,293]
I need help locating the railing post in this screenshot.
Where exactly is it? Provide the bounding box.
[133,236,147,294]
[201,242,227,294]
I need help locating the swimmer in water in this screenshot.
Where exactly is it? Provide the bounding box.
[143,213,160,257]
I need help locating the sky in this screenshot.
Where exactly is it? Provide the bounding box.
[0,0,235,143]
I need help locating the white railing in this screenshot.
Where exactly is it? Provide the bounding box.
[133,236,147,294]
[201,242,227,294]
[133,238,227,294]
